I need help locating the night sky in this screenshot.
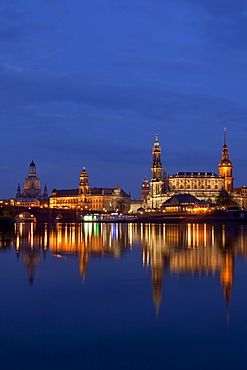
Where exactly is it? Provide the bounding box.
[1,0,247,199]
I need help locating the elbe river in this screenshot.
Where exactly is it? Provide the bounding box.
[1,222,247,370]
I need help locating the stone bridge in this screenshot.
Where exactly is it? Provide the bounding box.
[14,206,82,223]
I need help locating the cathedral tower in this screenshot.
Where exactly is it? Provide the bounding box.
[218,128,234,192]
[150,135,164,204]
[151,134,162,181]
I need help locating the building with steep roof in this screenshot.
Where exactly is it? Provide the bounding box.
[50,167,130,213]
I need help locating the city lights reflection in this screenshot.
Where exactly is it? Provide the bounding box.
[8,222,247,315]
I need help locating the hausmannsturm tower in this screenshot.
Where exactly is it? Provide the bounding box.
[218,128,234,192]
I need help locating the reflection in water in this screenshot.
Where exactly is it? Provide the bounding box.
[11,222,247,315]
[139,223,239,316]
[14,222,131,283]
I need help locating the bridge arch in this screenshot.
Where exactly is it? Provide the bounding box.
[14,207,79,223]
[15,211,37,222]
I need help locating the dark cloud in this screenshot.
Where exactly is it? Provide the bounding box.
[1,64,246,129]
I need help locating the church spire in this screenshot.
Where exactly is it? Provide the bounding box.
[224,127,227,147]
[16,183,22,198]
[43,184,48,198]
[151,134,162,181]
[222,128,229,160]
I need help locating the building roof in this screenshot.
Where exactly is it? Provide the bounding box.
[91,187,113,195]
[51,187,130,198]
[91,187,129,197]
[162,193,209,207]
[51,189,79,197]
[171,172,219,177]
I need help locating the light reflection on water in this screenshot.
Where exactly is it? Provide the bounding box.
[6,222,247,313]
[1,222,247,369]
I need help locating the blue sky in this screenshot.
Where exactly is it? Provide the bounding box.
[1,0,247,199]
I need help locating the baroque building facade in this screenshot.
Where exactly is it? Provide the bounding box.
[50,167,130,213]
[145,131,245,209]
[15,161,48,207]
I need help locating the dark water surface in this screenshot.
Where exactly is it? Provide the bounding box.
[1,222,247,370]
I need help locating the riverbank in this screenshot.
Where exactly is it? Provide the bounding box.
[131,209,247,224]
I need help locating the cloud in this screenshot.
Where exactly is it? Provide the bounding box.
[185,0,247,17]
[179,0,247,49]
[1,64,246,129]
[0,1,60,59]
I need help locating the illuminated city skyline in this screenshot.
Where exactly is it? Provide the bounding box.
[1,1,247,200]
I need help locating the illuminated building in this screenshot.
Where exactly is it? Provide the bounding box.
[128,177,149,214]
[161,194,210,212]
[130,200,143,213]
[15,161,48,207]
[141,177,150,201]
[232,186,247,209]
[50,167,130,213]
[218,128,233,192]
[145,131,245,209]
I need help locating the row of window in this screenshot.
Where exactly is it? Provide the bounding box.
[171,184,219,190]
[52,198,78,204]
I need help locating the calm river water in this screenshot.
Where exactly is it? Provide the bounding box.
[1,222,247,370]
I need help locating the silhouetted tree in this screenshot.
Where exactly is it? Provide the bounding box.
[115,199,129,214]
[0,203,15,229]
[216,190,236,209]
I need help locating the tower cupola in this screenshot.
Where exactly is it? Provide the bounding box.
[29,160,36,176]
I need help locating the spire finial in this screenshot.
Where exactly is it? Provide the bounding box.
[155,134,158,142]
[224,127,227,146]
